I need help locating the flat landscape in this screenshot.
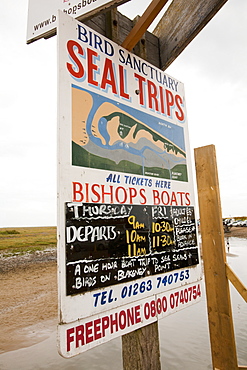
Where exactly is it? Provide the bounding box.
[0,225,246,353]
[0,227,57,353]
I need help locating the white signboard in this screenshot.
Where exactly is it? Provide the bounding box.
[26,0,130,44]
[57,11,202,358]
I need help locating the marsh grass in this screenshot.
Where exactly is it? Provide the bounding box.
[0,227,57,256]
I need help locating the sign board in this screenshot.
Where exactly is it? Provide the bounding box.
[26,0,130,44]
[57,11,202,358]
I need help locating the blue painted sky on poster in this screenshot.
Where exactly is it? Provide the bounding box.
[72,85,185,151]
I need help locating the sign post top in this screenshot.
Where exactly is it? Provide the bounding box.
[26,0,130,44]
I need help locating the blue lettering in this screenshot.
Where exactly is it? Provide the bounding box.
[78,25,88,43]
[93,292,101,307]
[141,62,148,76]
[118,49,125,63]
[78,25,114,56]
[101,291,107,305]
[155,180,171,189]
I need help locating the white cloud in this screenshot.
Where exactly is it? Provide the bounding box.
[0,0,246,226]
[165,0,247,217]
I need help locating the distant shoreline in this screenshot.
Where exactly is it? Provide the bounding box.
[224,226,247,238]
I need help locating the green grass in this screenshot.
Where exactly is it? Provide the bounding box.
[0,229,20,235]
[0,226,57,256]
[72,141,188,181]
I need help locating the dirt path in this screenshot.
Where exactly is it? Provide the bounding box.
[225,226,247,238]
[0,261,57,353]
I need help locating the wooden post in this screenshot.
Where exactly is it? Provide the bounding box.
[122,322,161,370]
[194,145,238,370]
[105,8,119,44]
[225,263,247,302]
[104,10,161,370]
[132,16,147,61]
[153,0,229,70]
[121,0,169,51]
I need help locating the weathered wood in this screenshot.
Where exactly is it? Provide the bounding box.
[121,0,169,51]
[78,0,231,70]
[43,0,231,70]
[194,145,238,370]
[122,322,161,370]
[143,31,160,68]
[84,12,107,35]
[153,0,229,70]
[226,263,247,303]
[131,16,147,61]
[105,8,120,43]
[85,11,160,66]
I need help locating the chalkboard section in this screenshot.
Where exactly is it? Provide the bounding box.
[65,203,199,295]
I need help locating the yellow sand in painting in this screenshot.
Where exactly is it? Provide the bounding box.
[91,101,185,158]
[72,88,185,158]
[72,88,92,146]
[107,115,184,158]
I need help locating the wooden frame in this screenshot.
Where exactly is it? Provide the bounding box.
[195,145,247,370]
[121,0,169,51]
[226,264,247,303]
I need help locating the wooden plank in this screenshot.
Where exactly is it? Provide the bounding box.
[122,322,161,370]
[194,145,238,370]
[144,31,160,68]
[102,12,161,369]
[84,13,107,35]
[131,16,147,61]
[153,0,229,70]
[226,263,247,303]
[85,11,160,66]
[105,8,120,43]
[121,0,169,51]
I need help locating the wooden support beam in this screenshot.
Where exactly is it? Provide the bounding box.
[194,145,238,370]
[121,0,169,51]
[85,11,160,67]
[122,322,161,370]
[153,0,229,70]
[131,15,147,61]
[105,8,119,43]
[226,263,247,303]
